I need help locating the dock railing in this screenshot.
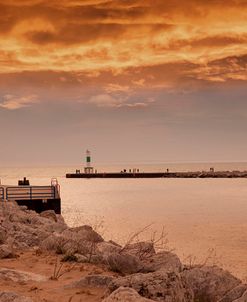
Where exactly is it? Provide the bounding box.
[0,187,4,200]
[0,185,59,201]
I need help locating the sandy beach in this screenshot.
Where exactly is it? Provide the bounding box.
[0,251,114,302]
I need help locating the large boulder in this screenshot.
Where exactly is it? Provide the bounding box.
[231,289,247,302]
[103,287,156,302]
[0,203,104,258]
[0,244,15,259]
[181,266,241,302]
[73,253,88,263]
[0,291,33,302]
[143,251,182,273]
[108,271,194,301]
[0,202,67,250]
[45,225,105,257]
[41,232,99,258]
[0,268,48,283]
[41,226,105,262]
[41,233,77,254]
[96,241,122,259]
[219,284,247,302]
[7,225,46,249]
[122,242,156,260]
[107,253,150,275]
[65,275,114,288]
[8,211,34,225]
[40,210,57,222]
[62,225,104,243]
[0,226,7,244]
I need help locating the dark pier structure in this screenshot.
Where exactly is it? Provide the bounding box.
[0,178,61,214]
[66,171,247,179]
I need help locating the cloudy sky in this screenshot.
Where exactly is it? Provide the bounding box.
[0,0,247,166]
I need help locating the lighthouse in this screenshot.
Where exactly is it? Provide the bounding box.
[84,150,94,174]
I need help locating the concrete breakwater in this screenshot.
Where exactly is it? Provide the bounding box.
[66,171,247,178]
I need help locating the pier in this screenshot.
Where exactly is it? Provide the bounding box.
[67,151,247,179]
[66,171,247,179]
[0,178,61,214]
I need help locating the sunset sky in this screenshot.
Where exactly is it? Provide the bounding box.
[0,0,247,166]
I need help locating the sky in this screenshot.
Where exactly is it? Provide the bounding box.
[0,0,247,166]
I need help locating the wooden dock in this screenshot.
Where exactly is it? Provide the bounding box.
[66,171,247,179]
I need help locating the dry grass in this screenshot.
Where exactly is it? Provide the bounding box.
[51,256,77,280]
[183,247,222,269]
[120,223,172,260]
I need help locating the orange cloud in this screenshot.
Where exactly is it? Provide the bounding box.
[0,94,39,110]
[0,0,245,89]
[88,93,153,108]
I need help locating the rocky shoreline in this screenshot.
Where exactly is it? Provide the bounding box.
[0,202,246,302]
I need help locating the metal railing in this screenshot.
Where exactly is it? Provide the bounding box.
[0,186,57,201]
[0,187,4,200]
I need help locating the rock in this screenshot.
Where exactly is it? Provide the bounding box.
[0,291,33,302]
[0,202,72,255]
[232,289,247,301]
[107,253,150,275]
[96,241,122,258]
[8,211,33,225]
[0,268,48,282]
[0,226,7,244]
[62,252,104,264]
[143,251,182,273]
[41,225,105,256]
[108,271,194,301]
[41,233,61,251]
[89,254,104,264]
[74,253,88,263]
[0,202,67,250]
[41,218,67,234]
[7,226,42,249]
[41,232,97,257]
[65,275,114,288]
[40,210,57,222]
[103,287,156,302]
[19,206,28,211]
[219,284,247,302]
[62,225,104,243]
[181,266,241,302]
[0,244,15,259]
[123,242,156,259]
[41,224,106,258]
[41,233,73,254]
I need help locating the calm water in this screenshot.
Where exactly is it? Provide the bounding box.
[1,162,247,279]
